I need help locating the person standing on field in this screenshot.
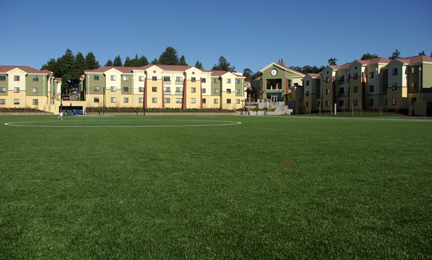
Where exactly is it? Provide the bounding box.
[58,110,63,120]
[244,106,247,117]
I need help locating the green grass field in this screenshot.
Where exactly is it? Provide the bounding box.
[1,115,431,259]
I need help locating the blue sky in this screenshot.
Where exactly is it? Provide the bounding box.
[1,0,431,73]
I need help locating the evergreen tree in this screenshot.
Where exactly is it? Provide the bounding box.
[124,56,133,67]
[389,49,401,59]
[243,68,253,78]
[137,55,149,66]
[113,55,122,66]
[41,58,57,74]
[179,55,187,65]
[212,56,235,72]
[159,47,179,65]
[151,58,161,65]
[419,50,426,56]
[289,66,303,72]
[361,53,379,60]
[71,52,87,83]
[85,52,100,70]
[105,59,113,66]
[328,58,337,65]
[195,60,203,69]
[57,49,75,86]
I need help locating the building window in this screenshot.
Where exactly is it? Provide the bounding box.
[111,86,116,92]
[411,82,417,90]
[369,85,374,92]
[14,87,19,93]
[124,97,129,103]
[94,75,99,80]
[214,89,219,94]
[370,72,374,79]
[325,100,329,107]
[163,76,170,82]
[306,80,309,86]
[369,99,374,106]
[0,99,5,104]
[339,100,344,107]
[139,76,144,81]
[14,75,20,81]
[392,98,396,105]
[33,76,38,82]
[111,97,116,103]
[191,77,196,82]
[214,99,218,104]
[201,78,206,83]
[326,77,329,83]
[123,87,129,92]
[353,99,358,106]
[14,99,20,104]
[411,67,418,74]
[213,78,219,84]
[227,89,231,94]
[0,76,6,81]
[306,91,310,96]
[236,79,240,84]
[0,87,6,93]
[32,87,38,93]
[392,68,398,76]
[94,97,99,103]
[176,98,182,103]
[191,98,196,103]
[152,87,157,92]
[339,88,344,94]
[236,89,240,94]
[176,76,182,82]
[152,76,157,81]
[411,97,416,105]
[164,87,170,92]
[152,98,157,103]
[353,86,358,93]
[227,99,231,104]
[164,98,170,103]
[111,75,116,81]
[202,98,206,104]
[176,87,183,93]
[191,87,196,93]
[325,89,329,95]
[33,99,38,105]
[94,86,100,92]
[202,88,206,93]
[236,99,240,104]
[139,97,143,103]
[227,78,231,84]
[139,87,144,92]
[392,83,397,90]
[123,76,129,81]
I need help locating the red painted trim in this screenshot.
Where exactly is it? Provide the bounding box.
[285,78,289,94]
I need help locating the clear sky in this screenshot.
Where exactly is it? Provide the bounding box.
[1,0,431,73]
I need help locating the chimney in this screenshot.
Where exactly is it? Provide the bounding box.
[278,59,286,67]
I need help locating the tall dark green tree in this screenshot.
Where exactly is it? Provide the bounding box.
[419,50,426,56]
[124,56,133,67]
[40,58,57,74]
[159,47,179,65]
[289,66,303,72]
[57,49,75,86]
[151,58,161,65]
[105,59,113,66]
[212,56,235,72]
[243,68,253,78]
[328,58,337,65]
[251,71,262,81]
[361,53,379,60]
[71,52,87,83]
[113,55,122,66]
[137,55,149,66]
[195,60,203,69]
[179,55,187,65]
[85,52,100,70]
[389,49,401,59]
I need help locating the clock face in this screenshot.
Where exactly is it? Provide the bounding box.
[271,69,278,76]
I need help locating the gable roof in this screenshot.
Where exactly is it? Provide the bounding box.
[354,57,391,65]
[261,62,305,76]
[0,65,45,74]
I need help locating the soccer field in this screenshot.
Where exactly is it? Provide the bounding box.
[1,115,431,259]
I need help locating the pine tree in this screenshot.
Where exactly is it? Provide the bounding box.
[137,55,149,66]
[212,56,235,72]
[85,52,100,70]
[41,58,57,74]
[57,49,75,86]
[195,60,203,69]
[179,55,187,65]
[389,49,401,59]
[151,58,161,65]
[159,47,179,65]
[361,53,379,60]
[71,52,87,83]
[328,58,337,65]
[105,59,113,66]
[113,55,122,66]
[124,56,132,67]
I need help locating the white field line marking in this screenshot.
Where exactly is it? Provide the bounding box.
[4,120,241,128]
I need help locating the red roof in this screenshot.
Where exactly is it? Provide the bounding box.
[395,55,432,64]
[0,65,45,74]
[307,73,321,77]
[355,57,391,65]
